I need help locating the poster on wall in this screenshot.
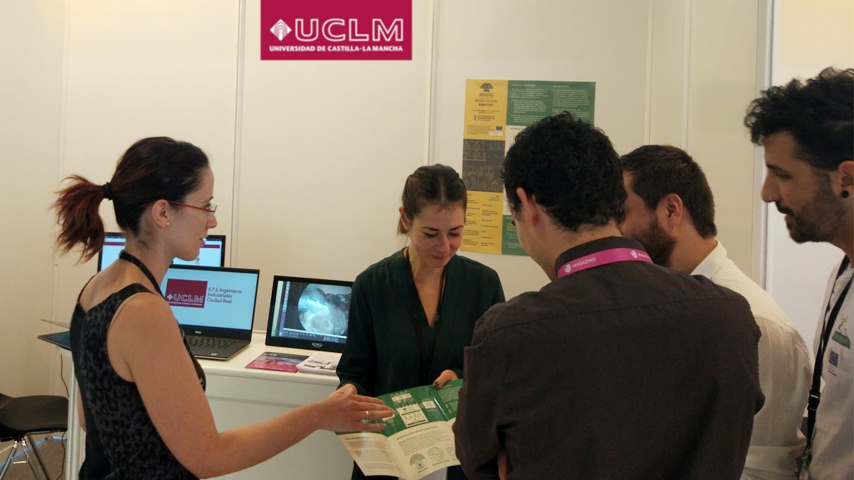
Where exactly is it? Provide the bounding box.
[461,79,596,255]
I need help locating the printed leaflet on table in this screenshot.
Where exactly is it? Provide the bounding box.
[296,351,341,376]
[245,352,308,373]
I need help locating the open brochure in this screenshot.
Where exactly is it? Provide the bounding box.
[337,379,463,480]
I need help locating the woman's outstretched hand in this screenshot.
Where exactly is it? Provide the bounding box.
[317,385,393,432]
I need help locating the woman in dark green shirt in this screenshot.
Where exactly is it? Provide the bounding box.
[337,164,505,480]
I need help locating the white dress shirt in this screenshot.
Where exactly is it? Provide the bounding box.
[807,258,853,480]
[692,241,812,480]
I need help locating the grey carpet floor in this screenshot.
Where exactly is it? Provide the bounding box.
[0,433,66,480]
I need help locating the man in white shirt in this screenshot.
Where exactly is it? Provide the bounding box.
[619,145,812,480]
[745,67,854,480]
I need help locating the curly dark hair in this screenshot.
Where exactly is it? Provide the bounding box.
[503,111,625,231]
[621,145,717,239]
[745,67,853,170]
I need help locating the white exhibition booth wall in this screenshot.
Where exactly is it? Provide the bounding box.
[3,0,850,400]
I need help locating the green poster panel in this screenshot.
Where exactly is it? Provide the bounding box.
[507,81,595,126]
[501,215,526,256]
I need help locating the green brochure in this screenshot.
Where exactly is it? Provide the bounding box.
[337,379,463,480]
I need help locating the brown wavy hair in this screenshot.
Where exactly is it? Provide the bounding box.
[397,164,467,235]
[54,137,209,261]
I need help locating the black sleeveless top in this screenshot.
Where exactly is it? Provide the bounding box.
[70,283,206,480]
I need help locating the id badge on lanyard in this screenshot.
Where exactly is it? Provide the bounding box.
[557,247,652,278]
[798,258,852,480]
[797,450,811,480]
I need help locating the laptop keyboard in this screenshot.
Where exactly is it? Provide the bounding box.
[186,336,236,350]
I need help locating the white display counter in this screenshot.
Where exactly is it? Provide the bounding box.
[60,332,355,479]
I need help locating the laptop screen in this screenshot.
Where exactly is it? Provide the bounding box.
[266,276,353,352]
[98,232,226,271]
[161,265,259,332]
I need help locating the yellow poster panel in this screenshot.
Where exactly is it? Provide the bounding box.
[463,79,508,141]
[462,191,503,254]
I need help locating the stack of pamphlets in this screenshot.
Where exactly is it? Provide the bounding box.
[295,351,341,375]
[337,379,464,480]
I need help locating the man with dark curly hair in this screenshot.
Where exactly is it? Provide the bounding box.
[454,112,764,480]
[745,67,854,480]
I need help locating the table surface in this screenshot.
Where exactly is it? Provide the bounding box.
[55,330,341,386]
[197,331,340,386]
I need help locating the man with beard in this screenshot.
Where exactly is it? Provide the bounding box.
[454,112,764,480]
[745,67,854,480]
[619,145,811,480]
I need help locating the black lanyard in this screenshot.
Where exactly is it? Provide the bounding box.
[119,250,163,298]
[805,257,852,459]
[404,249,448,384]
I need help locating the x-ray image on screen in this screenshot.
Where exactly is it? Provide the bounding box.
[267,276,353,351]
[297,284,350,336]
[273,279,352,344]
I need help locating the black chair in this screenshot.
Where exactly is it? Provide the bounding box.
[0,392,68,480]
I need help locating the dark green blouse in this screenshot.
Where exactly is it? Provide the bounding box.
[337,249,505,397]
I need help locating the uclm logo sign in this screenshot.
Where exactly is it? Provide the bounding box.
[261,0,411,61]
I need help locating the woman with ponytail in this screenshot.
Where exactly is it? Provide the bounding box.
[55,137,391,480]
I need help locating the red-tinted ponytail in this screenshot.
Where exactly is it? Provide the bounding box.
[53,174,108,262]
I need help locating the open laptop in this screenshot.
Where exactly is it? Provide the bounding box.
[37,318,71,350]
[38,331,71,351]
[265,276,353,353]
[162,265,260,360]
[98,232,226,270]
[52,235,228,355]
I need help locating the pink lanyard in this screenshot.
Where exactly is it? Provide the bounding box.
[557,248,652,278]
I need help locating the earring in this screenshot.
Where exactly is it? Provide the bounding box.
[843,191,850,199]
[166,221,170,226]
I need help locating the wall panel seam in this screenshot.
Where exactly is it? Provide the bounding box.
[754,0,773,287]
[644,0,655,144]
[680,0,693,150]
[231,0,247,267]
[426,0,440,166]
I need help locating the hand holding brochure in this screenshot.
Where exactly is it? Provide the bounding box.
[337,379,463,480]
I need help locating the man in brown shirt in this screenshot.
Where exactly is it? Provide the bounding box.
[454,112,764,480]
